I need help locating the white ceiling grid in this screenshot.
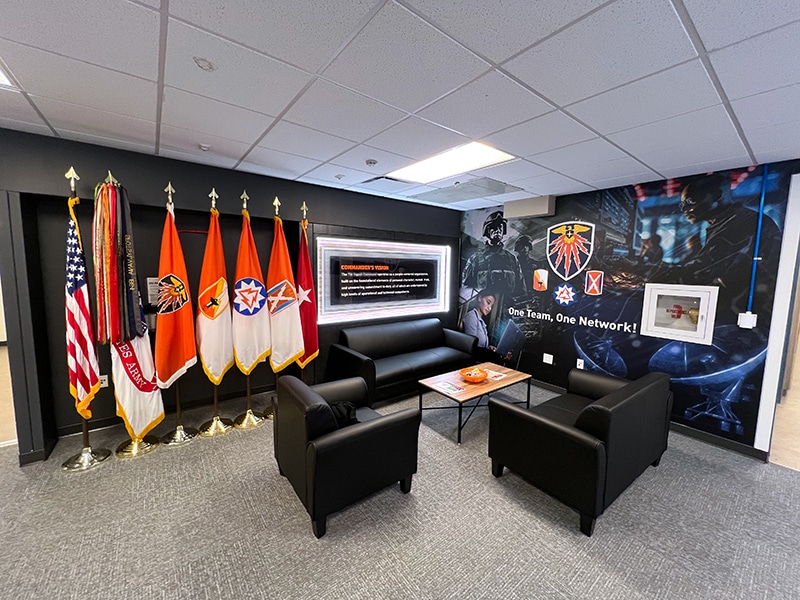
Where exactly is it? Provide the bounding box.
[0,0,798,210]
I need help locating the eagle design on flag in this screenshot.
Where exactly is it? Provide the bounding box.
[547,221,595,281]
[157,273,189,313]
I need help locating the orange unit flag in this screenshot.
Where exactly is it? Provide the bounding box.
[296,218,318,368]
[154,204,197,388]
[196,208,234,385]
[232,209,271,374]
[267,215,304,372]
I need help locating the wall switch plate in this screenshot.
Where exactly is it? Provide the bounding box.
[99,375,108,388]
[576,358,585,369]
[543,353,554,365]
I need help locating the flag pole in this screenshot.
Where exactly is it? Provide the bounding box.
[199,383,233,435]
[234,373,266,428]
[158,183,198,446]
[61,167,112,472]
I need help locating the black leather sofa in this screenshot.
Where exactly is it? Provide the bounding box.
[488,369,673,536]
[325,317,477,405]
[274,375,421,538]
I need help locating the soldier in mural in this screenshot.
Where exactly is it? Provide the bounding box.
[514,234,536,292]
[667,172,782,319]
[461,211,525,300]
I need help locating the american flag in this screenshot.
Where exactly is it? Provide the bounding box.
[66,206,101,419]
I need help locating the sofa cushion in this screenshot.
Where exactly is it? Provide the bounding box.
[530,393,596,426]
[340,318,445,360]
[374,347,472,388]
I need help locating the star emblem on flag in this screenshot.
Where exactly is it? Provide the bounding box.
[234,277,266,315]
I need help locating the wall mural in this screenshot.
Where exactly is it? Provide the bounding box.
[459,160,800,446]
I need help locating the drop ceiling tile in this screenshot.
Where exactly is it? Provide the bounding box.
[732,84,800,132]
[558,155,658,184]
[259,121,355,161]
[0,1,159,80]
[592,174,661,190]
[366,117,470,160]
[322,2,488,112]
[567,60,721,135]
[609,106,748,173]
[0,117,52,137]
[529,138,627,173]
[281,79,405,142]
[240,146,322,180]
[710,21,800,101]
[448,198,499,211]
[683,0,800,52]
[0,88,43,123]
[162,87,274,145]
[33,96,156,148]
[61,132,155,156]
[165,20,313,116]
[428,174,479,189]
[331,145,413,175]
[418,70,552,138]
[515,172,595,196]
[293,177,348,192]
[301,163,373,187]
[0,39,157,120]
[406,0,607,63]
[485,111,596,158]
[504,0,696,105]
[160,124,252,168]
[658,156,754,180]
[169,0,377,72]
[161,146,240,169]
[403,184,440,197]
[470,159,552,183]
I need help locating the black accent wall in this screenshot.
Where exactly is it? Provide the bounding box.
[0,128,462,465]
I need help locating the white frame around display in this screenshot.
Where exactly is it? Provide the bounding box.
[316,236,450,325]
[640,283,719,345]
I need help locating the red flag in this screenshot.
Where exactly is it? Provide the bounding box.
[154,204,197,388]
[296,219,318,367]
[267,215,304,371]
[66,197,101,418]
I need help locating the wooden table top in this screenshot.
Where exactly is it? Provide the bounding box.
[418,362,531,403]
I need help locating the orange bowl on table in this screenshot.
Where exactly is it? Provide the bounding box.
[460,367,488,383]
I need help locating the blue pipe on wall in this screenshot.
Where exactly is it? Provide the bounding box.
[747,163,770,312]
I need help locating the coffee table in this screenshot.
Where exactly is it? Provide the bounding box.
[418,362,531,444]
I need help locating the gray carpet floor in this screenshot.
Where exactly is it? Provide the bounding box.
[1,382,799,600]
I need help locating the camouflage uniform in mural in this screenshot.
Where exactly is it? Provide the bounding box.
[462,211,525,298]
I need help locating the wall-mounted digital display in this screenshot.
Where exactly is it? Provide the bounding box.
[317,236,450,324]
[640,283,719,345]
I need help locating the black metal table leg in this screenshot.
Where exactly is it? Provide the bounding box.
[527,379,531,409]
[457,403,463,444]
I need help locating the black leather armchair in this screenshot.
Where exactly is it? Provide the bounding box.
[274,375,422,538]
[488,369,672,536]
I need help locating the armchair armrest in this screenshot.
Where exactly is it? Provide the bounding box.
[444,328,478,355]
[326,343,377,397]
[567,369,628,401]
[488,398,606,517]
[312,377,369,408]
[306,408,422,518]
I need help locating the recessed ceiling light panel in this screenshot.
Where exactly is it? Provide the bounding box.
[386,142,515,185]
[0,58,20,90]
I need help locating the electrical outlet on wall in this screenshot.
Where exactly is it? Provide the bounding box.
[576,358,585,369]
[99,375,108,388]
[543,353,554,365]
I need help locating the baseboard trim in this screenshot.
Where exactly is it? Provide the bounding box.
[670,423,768,462]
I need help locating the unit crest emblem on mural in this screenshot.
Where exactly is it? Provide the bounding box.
[547,221,595,281]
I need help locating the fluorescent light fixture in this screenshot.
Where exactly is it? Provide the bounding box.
[387,141,515,184]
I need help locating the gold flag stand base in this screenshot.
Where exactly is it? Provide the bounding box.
[262,401,274,420]
[161,424,198,446]
[61,446,112,472]
[199,415,233,437]
[234,409,265,429]
[115,435,159,458]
